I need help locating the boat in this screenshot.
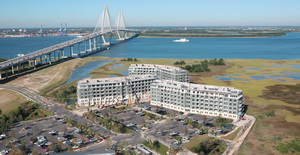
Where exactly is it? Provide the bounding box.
[173,38,189,42]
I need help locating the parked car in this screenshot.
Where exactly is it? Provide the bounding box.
[143,106,151,111]
[72,145,79,149]
[169,132,179,136]
[90,138,98,142]
[173,140,180,145]
[126,123,136,127]
[195,130,203,135]
[74,129,81,133]
[182,137,190,143]
[1,150,9,155]
[57,136,66,141]
[0,134,6,140]
[49,130,58,135]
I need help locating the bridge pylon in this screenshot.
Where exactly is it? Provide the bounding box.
[116,11,128,40]
[94,5,112,46]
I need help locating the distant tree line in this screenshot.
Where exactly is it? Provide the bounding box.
[121,58,138,61]
[0,102,50,133]
[180,59,225,73]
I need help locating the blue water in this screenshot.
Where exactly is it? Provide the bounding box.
[1,33,300,60]
[91,32,300,60]
[214,72,300,82]
[64,60,111,85]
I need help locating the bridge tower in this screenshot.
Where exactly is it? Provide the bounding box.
[94,5,112,46]
[116,11,128,40]
[58,23,62,36]
[39,25,43,37]
[63,23,68,36]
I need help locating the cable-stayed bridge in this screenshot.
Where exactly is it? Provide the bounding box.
[0,5,139,79]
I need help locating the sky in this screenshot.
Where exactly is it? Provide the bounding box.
[0,0,299,28]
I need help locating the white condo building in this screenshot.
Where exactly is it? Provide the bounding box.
[77,75,156,106]
[150,80,244,119]
[128,64,188,82]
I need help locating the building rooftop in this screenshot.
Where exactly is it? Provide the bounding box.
[152,80,242,95]
[78,75,156,85]
[129,64,186,72]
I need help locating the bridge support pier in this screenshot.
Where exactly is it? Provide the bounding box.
[40,56,43,65]
[70,46,74,57]
[5,69,8,79]
[34,59,37,69]
[93,38,96,50]
[47,54,51,65]
[89,39,92,51]
[78,43,80,56]
[17,64,20,74]
[61,49,65,58]
[54,51,56,61]
[12,66,14,75]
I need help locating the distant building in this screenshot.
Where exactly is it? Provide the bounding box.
[77,75,156,106]
[128,64,188,82]
[150,80,244,119]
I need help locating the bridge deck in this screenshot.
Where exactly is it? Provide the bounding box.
[0,29,138,70]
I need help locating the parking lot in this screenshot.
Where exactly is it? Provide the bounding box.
[0,116,104,154]
[0,101,234,154]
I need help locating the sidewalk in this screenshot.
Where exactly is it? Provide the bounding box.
[219,114,256,155]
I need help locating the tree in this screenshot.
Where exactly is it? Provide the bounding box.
[88,128,93,136]
[95,132,101,139]
[153,140,160,151]
[57,141,63,149]
[67,147,73,152]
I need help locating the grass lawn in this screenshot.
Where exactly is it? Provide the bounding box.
[0,89,27,113]
[222,127,243,141]
[182,135,209,150]
[144,141,169,155]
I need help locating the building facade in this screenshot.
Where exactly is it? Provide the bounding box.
[150,80,244,119]
[77,75,156,106]
[128,64,188,82]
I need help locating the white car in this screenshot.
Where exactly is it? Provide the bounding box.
[57,136,65,141]
[49,130,58,135]
[90,138,98,142]
[182,139,190,143]
[126,123,136,127]
[173,140,180,145]
[195,130,203,134]
[1,150,9,155]
[76,139,83,144]
[0,134,6,138]
[72,145,79,149]
[182,138,190,143]
[169,132,179,136]
[74,129,81,133]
